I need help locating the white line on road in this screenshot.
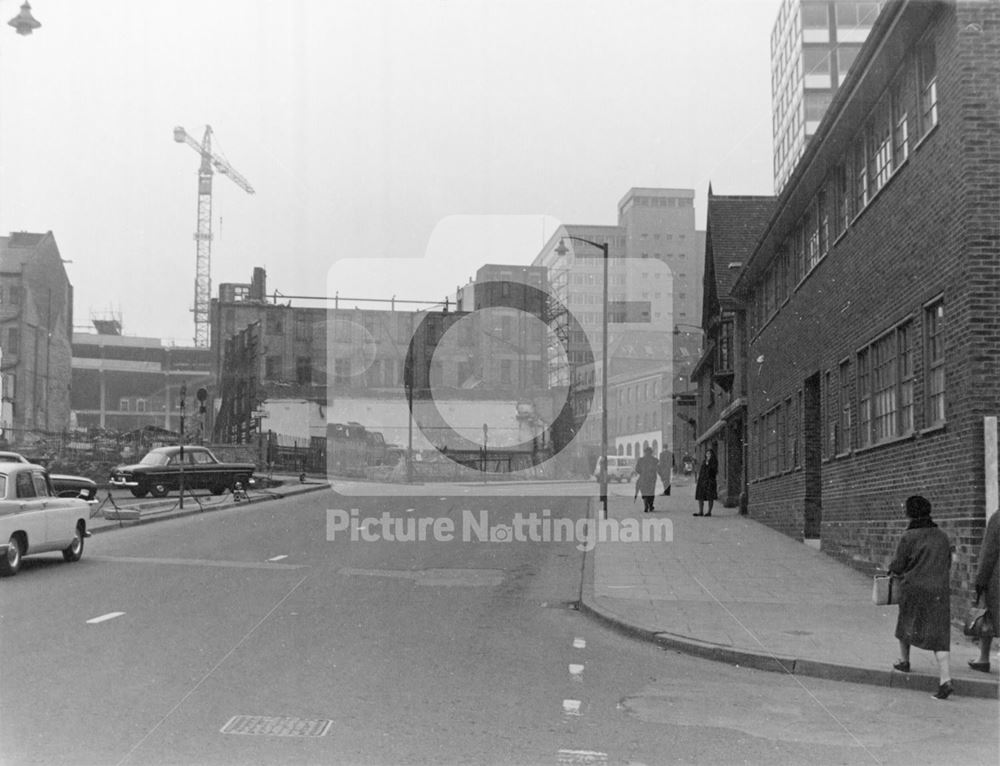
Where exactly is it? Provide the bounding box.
[573,638,586,649]
[87,612,125,624]
[89,555,304,571]
[562,699,582,716]
[569,664,584,676]
[267,555,288,562]
[556,749,608,764]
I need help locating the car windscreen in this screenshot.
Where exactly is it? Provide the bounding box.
[0,476,5,497]
[139,453,170,466]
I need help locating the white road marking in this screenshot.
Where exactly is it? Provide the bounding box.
[562,699,582,716]
[87,612,125,624]
[569,664,584,676]
[556,749,608,764]
[89,555,304,571]
[267,555,288,562]
[573,638,586,649]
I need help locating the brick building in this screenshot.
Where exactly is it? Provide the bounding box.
[0,231,74,440]
[730,0,999,593]
[692,191,775,508]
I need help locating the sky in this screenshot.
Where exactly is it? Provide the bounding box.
[1,0,780,344]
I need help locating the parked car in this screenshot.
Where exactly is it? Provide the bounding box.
[0,462,90,576]
[109,446,255,498]
[593,456,636,483]
[0,452,98,502]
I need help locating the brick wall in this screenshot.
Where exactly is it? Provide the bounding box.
[743,2,1000,599]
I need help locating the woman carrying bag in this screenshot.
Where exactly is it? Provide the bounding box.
[969,510,999,672]
[888,495,954,699]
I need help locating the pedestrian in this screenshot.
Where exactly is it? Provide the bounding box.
[888,495,954,699]
[634,446,659,514]
[658,446,673,497]
[693,446,718,517]
[969,509,999,672]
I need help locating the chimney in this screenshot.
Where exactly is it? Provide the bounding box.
[250,267,266,301]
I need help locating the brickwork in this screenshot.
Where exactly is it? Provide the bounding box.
[735,2,1000,601]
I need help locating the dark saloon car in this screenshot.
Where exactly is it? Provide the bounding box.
[0,452,98,502]
[109,446,255,498]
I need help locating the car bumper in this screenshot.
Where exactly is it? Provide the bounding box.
[108,477,139,488]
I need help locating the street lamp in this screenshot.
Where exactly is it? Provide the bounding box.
[8,1,40,35]
[554,235,609,519]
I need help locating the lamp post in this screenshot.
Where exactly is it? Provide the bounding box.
[554,235,609,519]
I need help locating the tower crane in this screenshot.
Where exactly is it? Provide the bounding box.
[173,125,255,348]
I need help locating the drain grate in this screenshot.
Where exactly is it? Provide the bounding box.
[220,715,332,737]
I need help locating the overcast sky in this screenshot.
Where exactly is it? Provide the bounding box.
[1,0,779,343]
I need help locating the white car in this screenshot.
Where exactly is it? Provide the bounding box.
[0,462,91,577]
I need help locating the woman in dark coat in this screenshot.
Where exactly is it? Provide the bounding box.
[888,495,954,699]
[970,510,999,671]
[693,446,718,517]
[634,446,659,514]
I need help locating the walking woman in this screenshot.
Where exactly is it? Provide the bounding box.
[634,446,659,514]
[693,446,718,517]
[969,510,999,672]
[888,495,954,699]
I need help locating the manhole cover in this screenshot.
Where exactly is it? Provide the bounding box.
[220,716,332,737]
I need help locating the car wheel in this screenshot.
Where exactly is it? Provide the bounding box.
[210,484,226,495]
[130,487,149,498]
[0,535,22,577]
[62,523,85,563]
[150,483,169,498]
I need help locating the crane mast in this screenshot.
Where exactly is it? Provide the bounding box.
[173,125,254,348]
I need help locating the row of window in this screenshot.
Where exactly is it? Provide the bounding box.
[751,300,945,480]
[0,284,22,305]
[753,37,938,336]
[616,439,660,458]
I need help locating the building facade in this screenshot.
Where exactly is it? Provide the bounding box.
[693,191,775,509]
[771,0,883,192]
[71,323,212,435]
[734,0,999,594]
[0,231,74,441]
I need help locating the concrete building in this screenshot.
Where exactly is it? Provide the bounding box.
[532,187,705,464]
[0,231,74,441]
[771,0,883,192]
[733,0,999,595]
[71,320,212,435]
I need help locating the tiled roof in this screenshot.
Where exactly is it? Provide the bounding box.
[705,195,775,297]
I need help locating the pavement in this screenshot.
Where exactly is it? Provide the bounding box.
[86,474,332,534]
[580,477,1000,700]
[81,470,998,700]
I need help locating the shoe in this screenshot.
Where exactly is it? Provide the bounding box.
[693,512,703,516]
[704,512,712,517]
[892,660,910,672]
[932,681,953,700]
[967,661,991,672]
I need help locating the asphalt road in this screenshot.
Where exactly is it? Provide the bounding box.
[0,489,995,766]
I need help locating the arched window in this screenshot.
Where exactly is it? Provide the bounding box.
[626,443,632,456]
[652,439,659,454]
[617,444,624,456]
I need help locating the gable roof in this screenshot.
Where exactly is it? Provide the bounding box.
[705,194,776,299]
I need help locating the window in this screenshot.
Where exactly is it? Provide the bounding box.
[806,211,820,271]
[825,369,836,459]
[334,359,351,386]
[817,190,829,260]
[295,313,310,341]
[784,398,796,471]
[857,348,871,446]
[837,45,863,83]
[265,356,281,380]
[766,408,779,476]
[802,3,829,42]
[833,164,849,238]
[718,320,734,372]
[870,100,893,193]
[804,48,832,88]
[892,78,910,166]
[499,359,512,384]
[839,360,852,453]
[136,398,148,413]
[852,135,869,213]
[296,357,312,385]
[858,322,913,445]
[924,300,945,426]
[5,328,19,356]
[15,471,36,499]
[119,398,130,412]
[918,43,938,137]
[266,311,283,335]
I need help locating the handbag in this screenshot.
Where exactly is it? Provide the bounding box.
[872,574,901,606]
[963,597,995,638]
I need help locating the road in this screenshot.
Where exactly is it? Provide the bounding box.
[0,489,996,765]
